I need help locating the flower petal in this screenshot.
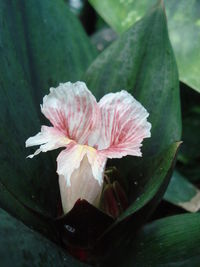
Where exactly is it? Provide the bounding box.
[56,143,87,186]
[86,149,107,185]
[41,81,99,145]
[98,91,151,158]
[57,144,106,213]
[57,143,107,186]
[25,126,69,158]
[59,156,103,213]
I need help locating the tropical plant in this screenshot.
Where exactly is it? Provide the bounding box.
[1,0,200,266]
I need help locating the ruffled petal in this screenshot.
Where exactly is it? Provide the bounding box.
[98,91,151,158]
[25,126,69,158]
[41,81,99,145]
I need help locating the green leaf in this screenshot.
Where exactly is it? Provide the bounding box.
[89,0,153,34]
[180,102,200,162]
[118,143,181,222]
[164,170,200,212]
[177,83,200,182]
[19,0,97,102]
[100,142,181,241]
[166,0,200,93]
[91,28,117,53]
[102,213,200,267]
[0,181,57,241]
[85,1,181,157]
[0,208,90,267]
[84,1,181,235]
[0,0,96,225]
[89,0,200,93]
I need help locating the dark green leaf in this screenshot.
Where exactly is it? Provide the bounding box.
[21,0,97,101]
[91,28,117,52]
[84,1,181,228]
[164,170,200,212]
[0,208,90,267]
[0,0,96,224]
[102,213,200,267]
[180,105,200,161]
[99,142,181,242]
[117,143,181,222]
[177,83,200,182]
[89,0,200,93]
[85,2,181,159]
[0,181,57,241]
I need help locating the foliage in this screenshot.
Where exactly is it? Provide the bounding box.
[0,0,199,266]
[89,0,200,93]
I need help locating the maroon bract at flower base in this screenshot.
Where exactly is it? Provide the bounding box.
[25,81,151,216]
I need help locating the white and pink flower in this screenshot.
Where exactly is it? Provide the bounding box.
[26,82,151,214]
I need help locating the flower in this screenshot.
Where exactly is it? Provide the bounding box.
[26,81,151,214]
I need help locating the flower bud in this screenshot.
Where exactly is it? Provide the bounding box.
[102,180,128,219]
[102,184,120,219]
[113,181,129,211]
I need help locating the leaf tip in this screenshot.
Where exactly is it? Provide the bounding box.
[174,141,183,154]
[155,0,167,18]
[157,0,165,9]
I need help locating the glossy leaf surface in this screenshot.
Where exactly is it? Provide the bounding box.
[0,0,96,222]
[164,170,200,212]
[102,213,200,267]
[117,143,181,223]
[84,2,181,236]
[85,1,181,158]
[178,83,200,182]
[99,142,181,243]
[0,208,90,267]
[89,0,200,92]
